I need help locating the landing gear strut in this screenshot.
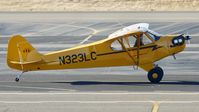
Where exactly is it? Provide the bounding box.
[147,66,164,83]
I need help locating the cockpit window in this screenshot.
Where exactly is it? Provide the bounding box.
[111,40,123,51]
[142,33,153,45]
[134,33,153,47]
[146,30,161,41]
[111,33,154,51]
[128,36,137,48]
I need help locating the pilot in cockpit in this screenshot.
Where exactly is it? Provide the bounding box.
[134,33,144,47]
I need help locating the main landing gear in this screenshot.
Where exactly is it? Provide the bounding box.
[147,66,164,83]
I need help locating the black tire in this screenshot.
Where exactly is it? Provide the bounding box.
[147,67,164,83]
[15,78,19,82]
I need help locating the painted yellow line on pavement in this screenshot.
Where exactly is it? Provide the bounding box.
[152,102,160,112]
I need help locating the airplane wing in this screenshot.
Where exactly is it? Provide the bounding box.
[107,23,149,40]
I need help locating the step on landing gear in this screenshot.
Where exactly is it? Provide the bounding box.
[147,66,164,83]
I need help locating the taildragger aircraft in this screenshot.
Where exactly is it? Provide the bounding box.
[7,23,191,83]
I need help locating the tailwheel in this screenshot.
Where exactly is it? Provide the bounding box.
[147,66,164,83]
[15,77,20,82]
[14,71,24,82]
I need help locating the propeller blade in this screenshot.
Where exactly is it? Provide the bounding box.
[184,33,191,44]
[188,40,191,44]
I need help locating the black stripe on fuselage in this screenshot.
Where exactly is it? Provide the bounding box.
[97,45,160,56]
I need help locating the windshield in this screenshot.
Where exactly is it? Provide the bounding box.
[146,29,162,41]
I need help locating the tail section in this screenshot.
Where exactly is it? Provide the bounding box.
[7,35,43,70]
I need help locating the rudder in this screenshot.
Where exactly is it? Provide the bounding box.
[7,35,42,70]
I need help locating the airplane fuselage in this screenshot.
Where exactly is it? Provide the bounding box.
[8,35,186,72]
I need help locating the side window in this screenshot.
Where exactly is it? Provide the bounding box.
[111,40,122,51]
[122,38,130,48]
[133,33,153,47]
[128,36,137,48]
[111,33,153,51]
[142,33,152,45]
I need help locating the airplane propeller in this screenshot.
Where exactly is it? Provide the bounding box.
[184,33,192,44]
[172,33,191,60]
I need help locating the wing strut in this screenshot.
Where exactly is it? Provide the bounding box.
[117,37,139,69]
[136,35,140,68]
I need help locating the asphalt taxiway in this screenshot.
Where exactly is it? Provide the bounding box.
[0,12,199,112]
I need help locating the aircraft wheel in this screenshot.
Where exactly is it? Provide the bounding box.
[15,77,19,82]
[147,67,164,83]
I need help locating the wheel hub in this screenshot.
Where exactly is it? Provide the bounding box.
[152,73,158,79]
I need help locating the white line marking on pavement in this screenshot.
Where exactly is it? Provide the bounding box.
[77,23,122,45]
[0,85,73,91]
[79,30,98,44]
[24,24,76,36]
[0,44,74,48]
[0,100,199,104]
[169,24,197,34]
[0,92,199,95]
[181,51,199,54]
[24,22,99,36]
[0,101,153,104]
[64,24,99,45]
[187,44,199,47]
[152,23,179,31]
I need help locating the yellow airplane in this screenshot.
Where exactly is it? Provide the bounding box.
[7,23,191,83]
